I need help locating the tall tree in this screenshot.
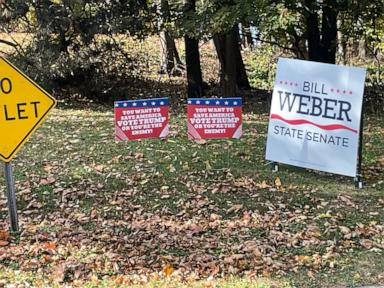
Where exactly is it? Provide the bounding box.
[184,0,204,98]
[159,31,183,75]
[304,0,338,63]
[240,0,383,64]
[158,0,183,75]
[214,25,250,97]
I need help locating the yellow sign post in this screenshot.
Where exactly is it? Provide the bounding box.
[1,56,56,232]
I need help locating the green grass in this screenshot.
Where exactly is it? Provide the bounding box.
[0,106,383,288]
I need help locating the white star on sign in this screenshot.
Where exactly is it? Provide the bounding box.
[151,102,156,106]
[143,102,147,106]
[215,101,220,105]
[123,103,128,107]
[115,103,119,107]
[160,101,164,105]
[205,101,210,104]
[132,103,137,107]
[188,100,192,104]
[196,100,200,104]
[224,101,229,105]
[234,101,238,105]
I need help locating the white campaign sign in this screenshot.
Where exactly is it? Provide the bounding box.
[266,58,366,177]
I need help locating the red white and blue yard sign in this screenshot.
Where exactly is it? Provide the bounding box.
[266,58,366,177]
[114,98,169,141]
[187,98,242,140]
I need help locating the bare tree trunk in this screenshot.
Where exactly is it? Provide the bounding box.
[214,33,235,97]
[159,31,183,75]
[158,0,183,75]
[238,24,246,49]
[337,19,347,64]
[184,0,203,98]
[224,30,237,97]
[214,25,250,97]
[166,34,183,66]
[304,0,338,64]
[243,24,254,49]
[304,0,321,62]
[233,26,250,90]
[358,38,366,59]
[159,30,169,73]
[320,0,338,63]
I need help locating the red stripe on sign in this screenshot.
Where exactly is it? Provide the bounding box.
[271,114,358,134]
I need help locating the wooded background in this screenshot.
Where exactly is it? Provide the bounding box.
[0,0,383,113]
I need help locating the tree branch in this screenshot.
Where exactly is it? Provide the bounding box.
[243,31,303,54]
[0,39,17,48]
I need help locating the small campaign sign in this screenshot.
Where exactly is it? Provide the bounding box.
[266,58,366,177]
[187,98,242,140]
[114,98,169,141]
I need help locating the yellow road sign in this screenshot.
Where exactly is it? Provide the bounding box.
[0,57,56,162]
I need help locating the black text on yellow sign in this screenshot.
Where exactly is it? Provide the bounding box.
[0,57,56,162]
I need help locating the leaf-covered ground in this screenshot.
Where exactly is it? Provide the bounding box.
[0,105,383,287]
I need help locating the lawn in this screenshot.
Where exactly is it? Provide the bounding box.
[0,102,383,287]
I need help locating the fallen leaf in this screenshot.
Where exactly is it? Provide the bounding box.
[204,160,212,170]
[182,162,190,171]
[42,242,57,253]
[257,180,270,189]
[203,282,215,288]
[52,264,66,283]
[195,139,207,145]
[360,239,373,249]
[338,195,356,207]
[274,177,282,187]
[0,230,9,241]
[168,164,176,173]
[40,177,56,185]
[227,204,243,214]
[114,275,125,285]
[339,226,351,234]
[163,264,174,276]
[296,255,311,264]
[307,270,315,279]
[42,255,52,263]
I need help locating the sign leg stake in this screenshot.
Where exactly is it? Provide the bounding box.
[355,101,365,189]
[355,175,363,189]
[4,162,19,232]
[271,162,279,173]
